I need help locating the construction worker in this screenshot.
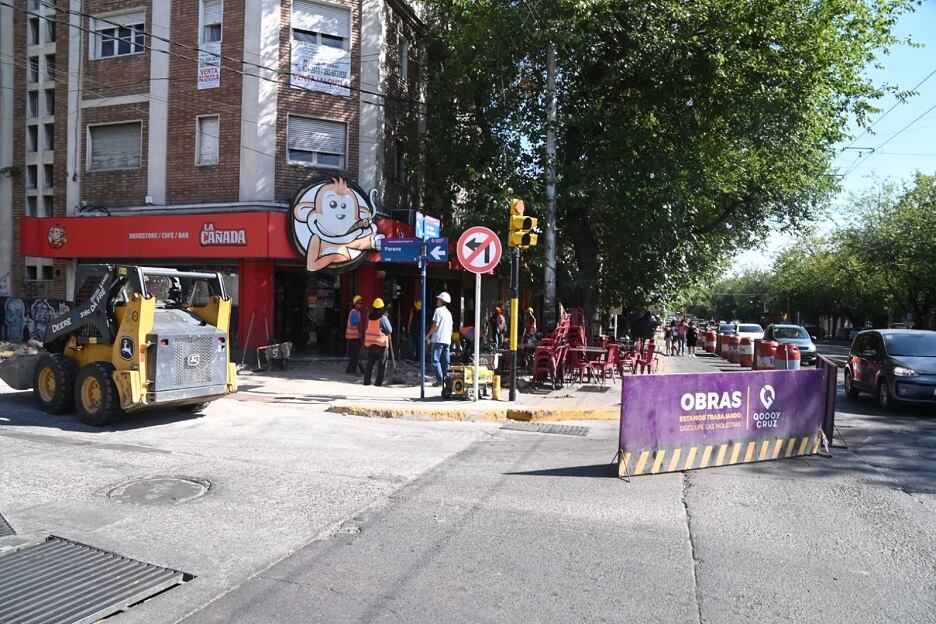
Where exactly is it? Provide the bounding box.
[406,300,422,360]
[426,292,453,386]
[488,306,506,350]
[522,307,537,344]
[363,298,392,386]
[345,295,365,375]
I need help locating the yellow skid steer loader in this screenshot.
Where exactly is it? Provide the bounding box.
[0,265,237,425]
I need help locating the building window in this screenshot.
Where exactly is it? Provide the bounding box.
[27,125,39,152]
[43,164,53,189]
[43,122,54,150]
[26,165,38,189]
[88,122,142,171]
[26,265,39,282]
[24,260,53,283]
[291,0,350,50]
[91,12,146,59]
[393,140,405,181]
[42,194,54,217]
[201,0,223,43]
[398,36,408,80]
[28,56,39,83]
[196,115,219,165]
[287,116,346,168]
[26,196,38,217]
[28,17,40,45]
[27,92,39,118]
[44,88,55,115]
[45,18,56,43]
[45,54,55,80]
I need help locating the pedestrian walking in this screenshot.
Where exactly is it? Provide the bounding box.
[345,295,365,374]
[489,307,506,351]
[522,307,537,344]
[666,320,676,356]
[427,292,454,387]
[406,300,422,360]
[363,298,392,386]
[686,320,698,356]
[677,317,688,355]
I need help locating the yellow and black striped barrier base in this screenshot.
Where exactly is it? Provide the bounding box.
[618,431,826,478]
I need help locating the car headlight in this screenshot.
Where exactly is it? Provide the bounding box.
[893,366,918,377]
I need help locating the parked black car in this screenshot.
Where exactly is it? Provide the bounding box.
[844,329,936,409]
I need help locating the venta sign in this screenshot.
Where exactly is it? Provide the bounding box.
[200,222,246,247]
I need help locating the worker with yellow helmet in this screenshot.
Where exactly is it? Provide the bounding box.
[345,294,365,375]
[363,297,393,386]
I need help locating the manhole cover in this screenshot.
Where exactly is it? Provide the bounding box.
[107,477,210,505]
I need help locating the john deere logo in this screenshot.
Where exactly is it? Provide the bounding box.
[186,354,201,367]
[119,337,134,361]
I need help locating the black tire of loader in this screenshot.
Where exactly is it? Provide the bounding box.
[33,354,77,414]
[75,362,123,426]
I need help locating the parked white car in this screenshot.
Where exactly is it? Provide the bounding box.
[735,323,764,341]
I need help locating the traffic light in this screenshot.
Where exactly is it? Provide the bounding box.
[508,198,538,248]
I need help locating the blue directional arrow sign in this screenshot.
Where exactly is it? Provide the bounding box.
[381,237,448,263]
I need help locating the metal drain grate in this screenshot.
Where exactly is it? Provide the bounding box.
[0,513,13,537]
[0,536,187,624]
[502,422,590,436]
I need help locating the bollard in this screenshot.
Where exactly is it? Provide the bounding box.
[728,335,741,364]
[774,344,801,370]
[492,375,501,401]
[738,337,754,368]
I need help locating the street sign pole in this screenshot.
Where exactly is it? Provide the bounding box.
[420,240,427,400]
[509,246,519,402]
[473,271,481,401]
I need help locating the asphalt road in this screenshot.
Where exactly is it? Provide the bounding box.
[184,387,936,624]
[2,371,935,624]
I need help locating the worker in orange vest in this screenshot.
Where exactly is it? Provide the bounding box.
[345,294,365,374]
[363,298,393,386]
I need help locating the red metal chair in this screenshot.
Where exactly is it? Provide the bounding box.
[633,341,658,374]
[598,343,619,383]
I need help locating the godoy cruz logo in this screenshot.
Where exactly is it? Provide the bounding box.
[760,384,776,409]
[753,384,780,428]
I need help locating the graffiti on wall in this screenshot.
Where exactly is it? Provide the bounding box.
[0,297,71,343]
[0,272,9,297]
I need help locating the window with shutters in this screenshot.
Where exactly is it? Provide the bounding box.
[287,116,346,168]
[291,0,350,50]
[90,12,146,59]
[196,115,220,165]
[201,0,223,43]
[88,122,142,171]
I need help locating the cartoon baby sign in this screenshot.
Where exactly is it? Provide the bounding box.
[290,177,384,274]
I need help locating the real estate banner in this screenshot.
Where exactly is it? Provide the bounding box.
[197,41,221,90]
[618,370,827,477]
[290,40,351,97]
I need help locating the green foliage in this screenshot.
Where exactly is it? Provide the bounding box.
[420,0,917,314]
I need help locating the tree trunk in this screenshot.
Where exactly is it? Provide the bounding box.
[568,216,600,338]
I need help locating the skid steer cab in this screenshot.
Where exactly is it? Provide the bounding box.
[30,264,237,426]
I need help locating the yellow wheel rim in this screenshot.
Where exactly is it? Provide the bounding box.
[80,376,102,413]
[37,367,56,403]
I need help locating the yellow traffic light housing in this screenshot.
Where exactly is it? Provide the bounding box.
[509,214,538,248]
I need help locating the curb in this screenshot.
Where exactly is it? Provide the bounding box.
[326,403,619,422]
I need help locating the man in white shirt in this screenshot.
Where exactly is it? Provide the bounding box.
[426,291,453,386]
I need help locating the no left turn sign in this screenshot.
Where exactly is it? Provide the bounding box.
[457,226,502,274]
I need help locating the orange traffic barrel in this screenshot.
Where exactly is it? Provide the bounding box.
[738,337,754,367]
[704,330,717,352]
[774,344,801,370]
[719,335,730,359]
[756,340,778,370]
[727,335,741,363]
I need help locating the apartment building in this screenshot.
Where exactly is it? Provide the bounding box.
[1,0,438,351]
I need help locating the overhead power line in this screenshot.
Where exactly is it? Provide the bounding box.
[843,101,936,178]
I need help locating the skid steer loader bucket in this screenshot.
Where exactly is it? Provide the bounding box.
[0,354,40,391]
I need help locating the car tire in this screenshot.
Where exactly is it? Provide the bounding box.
[877,379,894,411]
[844,369,859,399]
[179,402,210,414]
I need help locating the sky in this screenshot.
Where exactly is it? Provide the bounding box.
[729,0,936,274]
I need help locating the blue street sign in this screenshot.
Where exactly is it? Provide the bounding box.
[415,212,442,240]
[381,237,448,263]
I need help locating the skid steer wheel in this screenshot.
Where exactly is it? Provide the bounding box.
[179,402,210,414]
[75,362,123,426]
[33,354,77,414]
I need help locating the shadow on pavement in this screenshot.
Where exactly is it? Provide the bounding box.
[504,463,618,478]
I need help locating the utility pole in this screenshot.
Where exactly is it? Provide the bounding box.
[543,41,558,331]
